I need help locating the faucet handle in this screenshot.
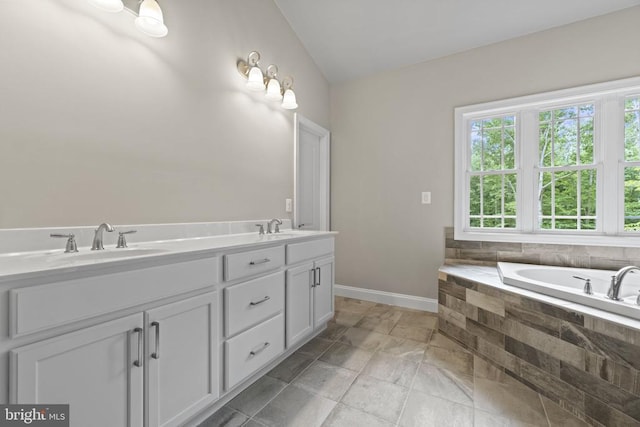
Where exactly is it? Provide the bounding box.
[50,233,78,253]
[116,230,137,248]
[255,224,265,236]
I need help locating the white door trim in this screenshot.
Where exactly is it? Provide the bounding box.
[294,114,331,231]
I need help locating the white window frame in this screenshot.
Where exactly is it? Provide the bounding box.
[454,76,640,247]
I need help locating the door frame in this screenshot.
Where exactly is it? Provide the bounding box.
[294,113,331,231]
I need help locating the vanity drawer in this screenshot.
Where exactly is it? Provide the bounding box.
[9,257,219,338]
[286,238,334,265]
[224,272,284,337]
[224,246,284,281]
[224,313,284,390]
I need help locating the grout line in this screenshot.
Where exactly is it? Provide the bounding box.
[539,393,553,427]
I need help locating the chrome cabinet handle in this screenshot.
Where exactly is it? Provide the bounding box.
[311,268,316,288]
[151,321,160,359]
[250,296,271,306]
[316,267,321,287]
[133,327,143,367]
[249,342,270,357]
[249,258,271,265]
[297,224,306,228]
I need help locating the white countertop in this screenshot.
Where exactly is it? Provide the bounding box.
[0,230,337,283]
[440,263,640,331]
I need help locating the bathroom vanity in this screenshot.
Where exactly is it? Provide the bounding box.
[0,223,335,427]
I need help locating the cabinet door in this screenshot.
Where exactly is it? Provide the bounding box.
[285,263,314,348]
[10,313,144,427]
[314,257,334,326]
[146,292,219,427]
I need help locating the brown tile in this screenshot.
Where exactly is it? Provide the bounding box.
[482,241,524,251]
[560,322,640,371]
[334,297,376,314]
[438,280,467,300]
[354,310,403,334]
[540,395,590,427]
[474,376,549,426]
[423,344,473,379]
[476,337,520,374]
[396,311,438,329]
[474,355,506,382]
[267,352,315,383]
[518,360,584,408]
[332,310,364,327]
[322,404,393,427]
[560,362,640,422]
[519,299,584,326]
[341,375,408,423]
[388,324,433,343]
[450,275,480,290]
[439,319,478,350]
[443,294,477,321]
[379,336,428,363]
[459,248,498,262]
[297,337,334,359]
[466,289,505,317]
[583,316,640,347]
[445,237,482,249]
[588,257,631,270]
[319,322,349,341]
[497,251,542,265]
[399,390,473,427]
[505,336,560,376]
[505,302,561,337]
[412,363,473,406]
[583,393,640,427]
[319,342,374,371]
[477,307,505,332]
[429,332,468,351]
[438,304,466,329]
[337,327,391,351]
[467,318,504,347]
[503,319,585,369]
[361,352,419,387]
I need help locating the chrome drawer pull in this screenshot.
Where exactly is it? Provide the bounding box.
[249,342,270,357]
[250,296,271,306]
[151,321,160,360]
[316,267,321,286]
[249,258,271,265]
[133,327,143,367]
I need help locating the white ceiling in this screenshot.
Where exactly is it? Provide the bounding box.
[274,0,640,83]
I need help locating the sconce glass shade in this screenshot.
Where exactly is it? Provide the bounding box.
[282,89,298,110]
[265,78,283,101]
[135,0,168,38]
[88,0,124,13]
[247,66,266,91]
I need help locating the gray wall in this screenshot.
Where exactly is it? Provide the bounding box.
[0,0,329,228]
[330,7,640,299]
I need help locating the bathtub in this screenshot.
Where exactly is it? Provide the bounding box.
[498,262,640,320]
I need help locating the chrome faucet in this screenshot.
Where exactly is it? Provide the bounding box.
[91,223,115,250]
[267,218,282,234]
[607,265,640,301]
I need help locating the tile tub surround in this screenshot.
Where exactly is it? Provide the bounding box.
[444,227,640,270]
[438,265,640,426]
[199,296,587,427]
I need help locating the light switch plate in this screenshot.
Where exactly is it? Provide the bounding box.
[421,192,431,204]
[285,198,293,212]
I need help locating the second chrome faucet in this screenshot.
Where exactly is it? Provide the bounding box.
[91,223,115,250]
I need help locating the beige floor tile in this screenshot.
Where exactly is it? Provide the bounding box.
[253,385,336,427]
[423,344,474,378]
[292,361,358,401]
[473,355,505,381]
[267,352,314,383]
[334,297,376,314]
[321,403,394,427]
[412,363,473,406]
[319,342,375,371]
[474,377,548,426]
[389,324,433,343]
[296,337,334,358]
[341,375,409,423]
[396,311,439,329]
[332,310,365,327]
[474,409,541,427]
[399,389,473,427]
[429,333,468,351]
[338,327,391,351]
[540,395,590,427]
[354,311,403,334]
[361,352,419,387]
[227,376,287,417]
[319,322,349,341]
[379,336,428,363]
[242,420,266,427]
[199,406,248,427]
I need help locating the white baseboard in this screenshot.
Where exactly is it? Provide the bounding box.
[334,284,438,313]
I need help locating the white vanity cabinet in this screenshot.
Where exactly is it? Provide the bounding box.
[285,239,335,348]
[10,292,219,427]
[10,313,145,427]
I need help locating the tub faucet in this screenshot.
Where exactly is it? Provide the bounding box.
[267,218,282,234]
[607,266,640,301]
[91,223,115,250]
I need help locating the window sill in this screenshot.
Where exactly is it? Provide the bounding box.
[454,229,640,248]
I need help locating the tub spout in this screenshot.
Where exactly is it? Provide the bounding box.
[608,266,640,301]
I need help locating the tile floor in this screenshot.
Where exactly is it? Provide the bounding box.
[199,296,589,427]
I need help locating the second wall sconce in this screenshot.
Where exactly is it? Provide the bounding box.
[238,51,298,110]
[88,0,168,38]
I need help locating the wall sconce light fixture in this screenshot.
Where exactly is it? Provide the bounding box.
[87,0,168,38]
[237,51,298,110]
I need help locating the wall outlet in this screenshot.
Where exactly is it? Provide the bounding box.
[421,192,431,204]
[285,198,293,212]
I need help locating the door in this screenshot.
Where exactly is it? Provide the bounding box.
[313,257,335,325]
[295,114,330,231]
[10,314,144,427]
[285,263,314,348]
[146,292,219,427]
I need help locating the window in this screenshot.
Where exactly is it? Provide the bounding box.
[454,76,640,245]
